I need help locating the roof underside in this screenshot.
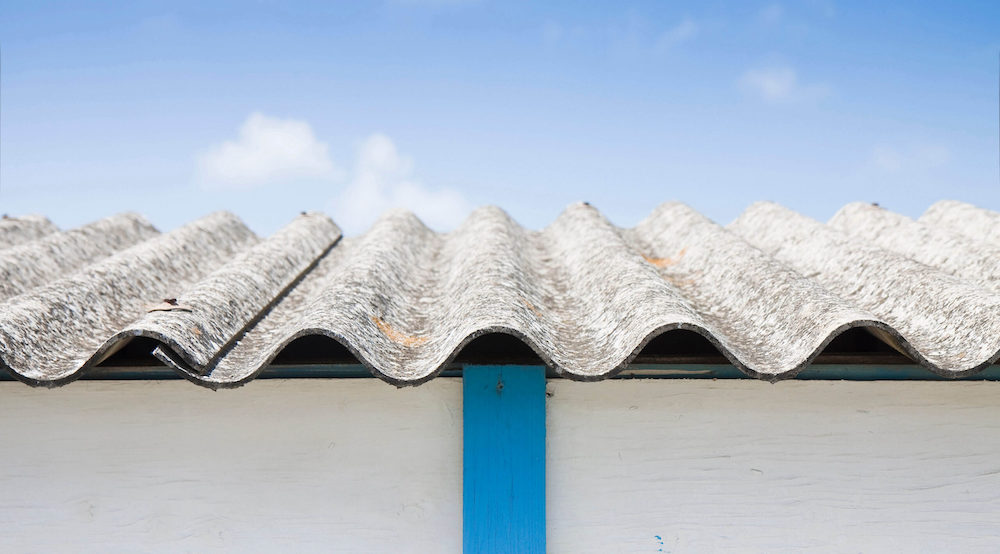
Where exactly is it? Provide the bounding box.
[1,200,1000,388]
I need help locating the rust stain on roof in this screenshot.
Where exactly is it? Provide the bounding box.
[643,247,687,268]
[521,297,543,318]
[371,315,429,347]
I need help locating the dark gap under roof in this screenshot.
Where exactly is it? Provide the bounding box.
[96,328,914,369]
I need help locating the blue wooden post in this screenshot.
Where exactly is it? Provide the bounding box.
[463,365,546,553]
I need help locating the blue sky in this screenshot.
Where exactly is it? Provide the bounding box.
[1,1,998,235]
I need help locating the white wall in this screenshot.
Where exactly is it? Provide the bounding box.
[547,380,1000,553]
[0,379,462,553]
[3,378,999,553]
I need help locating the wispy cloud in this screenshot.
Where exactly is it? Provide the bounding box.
[197,113,338,188]
[198,113,469,233]
[654,17,699,51]
[739,66,830,103]
[331,134,471,233]
[545,13,699,54]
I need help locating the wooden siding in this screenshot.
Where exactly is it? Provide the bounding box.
[547,379,1000,553]
[3,378,1000,552]
[0,379,462,553]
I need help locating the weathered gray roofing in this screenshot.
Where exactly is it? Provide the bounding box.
[1,200,998,388]
[0,214,58,248]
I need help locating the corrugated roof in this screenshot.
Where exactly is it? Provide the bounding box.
[1,201,999,388]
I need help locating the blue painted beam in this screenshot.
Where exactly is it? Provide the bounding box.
[463,365,546,554]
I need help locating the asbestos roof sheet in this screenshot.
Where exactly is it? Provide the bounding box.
[1,201,999,388]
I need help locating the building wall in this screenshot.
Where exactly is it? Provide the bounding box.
[547,379,1000,553]
[1,378,999,552]
[0,379,463,553]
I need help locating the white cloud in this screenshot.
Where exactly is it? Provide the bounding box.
[198,112,337,188]
[331,134,471,234]
[739,66,830,103]
[655,17,699,50]
[198,113,470,232]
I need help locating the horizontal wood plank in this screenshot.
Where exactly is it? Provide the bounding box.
[547,379,1000,553]
[0,379,462,553]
